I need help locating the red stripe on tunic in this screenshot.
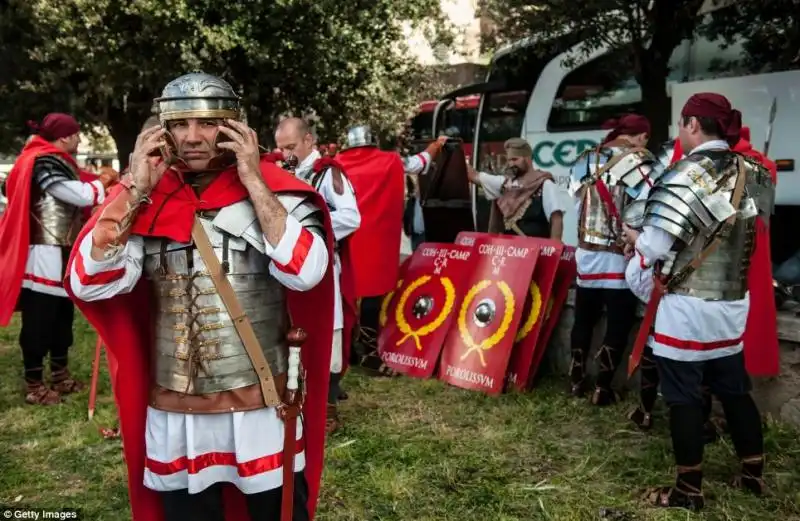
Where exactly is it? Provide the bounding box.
[652,332,742,351]
[145,439,305,477]
[274,227,313,276]
[23,273,62,287]
[74,249,126,286]
[577,272,625,281]
[90,182,99,206]
[636,249,648,269]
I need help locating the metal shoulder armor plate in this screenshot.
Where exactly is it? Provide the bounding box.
[740,154,775,223]
[33,155,79,190]
[277,192,326,240]
[642,153,738,245]
[568,145,662,199]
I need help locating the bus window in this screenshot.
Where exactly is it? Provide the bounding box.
[547,44,690,132]
[409,111,433,141]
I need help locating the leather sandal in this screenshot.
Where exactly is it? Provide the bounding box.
[325,403,342,435]
[51,369,87,394]
[25,383,61,405]
[628,406,653,431]
[643,486,704,512]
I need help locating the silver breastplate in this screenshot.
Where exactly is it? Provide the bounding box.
[30,190,83,246]
[144,213,289,396]
[579,184,627,248]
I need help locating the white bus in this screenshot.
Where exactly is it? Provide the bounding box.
[433,19,800,263]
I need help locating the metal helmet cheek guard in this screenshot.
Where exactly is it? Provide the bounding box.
[153,72,243,171]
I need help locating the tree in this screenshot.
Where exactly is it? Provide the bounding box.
[478,0,710,147]
[700,0,800,75]
[0,0,453,165]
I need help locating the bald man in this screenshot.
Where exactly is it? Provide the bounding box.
[275,118,361,433]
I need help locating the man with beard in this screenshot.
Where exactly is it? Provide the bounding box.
[565,114,659,406]
[65,73,335,521]
[0,112,118,405]
[465,137,565,240]
[623,93,771,510]
[275,117,360,434]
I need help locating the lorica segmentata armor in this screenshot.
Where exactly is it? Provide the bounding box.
[30,154,83,246]
[643,150,774,301]
[144,194,325,400]
[569,144,662,252]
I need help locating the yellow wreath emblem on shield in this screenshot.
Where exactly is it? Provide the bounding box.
[394,275,456,351]
[515,281,542,342]
[379,279,403,328]
[458,280,515,367]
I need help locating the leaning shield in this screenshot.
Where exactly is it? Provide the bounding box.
[505,238,563,391]
[379,256,413,330]
[531,246,577,386]
[438,235,539,395]
[378,243,473,378]
[417,138,475,243]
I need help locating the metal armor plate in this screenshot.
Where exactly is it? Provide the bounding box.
[572,146,661,251]
[30,155,83,246]
[646,151,774,300]
[144,194,324,395]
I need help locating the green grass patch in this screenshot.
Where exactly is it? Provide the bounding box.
[1,316,799,520]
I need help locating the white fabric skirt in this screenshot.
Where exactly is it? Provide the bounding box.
[143,406,305,495]
[330,329,343,373]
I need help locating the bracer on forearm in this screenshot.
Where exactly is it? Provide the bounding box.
[92,182,151,259]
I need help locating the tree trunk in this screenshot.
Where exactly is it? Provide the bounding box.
[639,69,671,151]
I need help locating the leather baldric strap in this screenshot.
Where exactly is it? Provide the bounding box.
[191,217,282,407]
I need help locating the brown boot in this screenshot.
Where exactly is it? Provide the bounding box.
[325,403,342,435]
[25,381,61,405]
[51,368,86,395]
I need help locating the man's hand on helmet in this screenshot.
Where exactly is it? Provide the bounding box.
[130,125,169,194]
[217,119,262,186]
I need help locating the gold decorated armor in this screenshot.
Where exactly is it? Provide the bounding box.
[569,145,662,252]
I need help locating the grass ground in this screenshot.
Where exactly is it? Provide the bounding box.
[1,316,799,521]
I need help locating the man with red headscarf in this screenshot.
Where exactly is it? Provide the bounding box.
[0,112,117,405]
[565,114,662,406]
[65,73,334,521]
[623,93,772,510]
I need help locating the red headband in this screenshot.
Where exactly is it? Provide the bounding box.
[28,113,80,141]
[600,114,650,144]
[681,93,742,146]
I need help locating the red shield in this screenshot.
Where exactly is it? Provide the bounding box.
[505,239,563,391]
[378,243,473,378]
[531,246,577,385]
[438,235,539,395]
[378,256,413,330]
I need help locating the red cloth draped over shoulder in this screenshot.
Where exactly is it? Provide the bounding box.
[668,133,778,376]
[64,158,335,521]
[313,155,358,372]
[0,136,81,325]
[335,147,405,298]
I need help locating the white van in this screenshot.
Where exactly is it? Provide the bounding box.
[433,20,800,262]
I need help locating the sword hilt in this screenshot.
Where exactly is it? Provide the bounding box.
[286,328,306,397]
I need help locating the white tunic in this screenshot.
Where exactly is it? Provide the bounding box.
[25,179,106,297]
[69,200,330,494]
[295,149,361,372]
[625,140,749,362]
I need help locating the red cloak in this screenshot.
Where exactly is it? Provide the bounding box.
[64,158,335,521]
[669,134,779,376]
[335,147,405,298]
[312,156,358,371]
[0,136,82,325]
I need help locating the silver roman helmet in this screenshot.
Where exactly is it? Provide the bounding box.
[152,72,242,169]
[345,124,376,149]
[154,72,242,123]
